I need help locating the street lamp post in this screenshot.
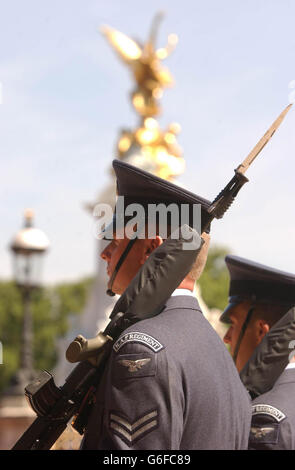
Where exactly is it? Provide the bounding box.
[8,209,50,395]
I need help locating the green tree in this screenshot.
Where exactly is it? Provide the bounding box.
[198,245,230,311]
[0,277,94,394]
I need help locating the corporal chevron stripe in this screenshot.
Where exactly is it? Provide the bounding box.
[109,410,158,445]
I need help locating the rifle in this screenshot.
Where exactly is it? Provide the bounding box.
[240,306,295,399]
[12,104,292,450]
[12,225,202,450]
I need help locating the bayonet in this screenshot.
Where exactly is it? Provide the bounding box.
[236,104,293,175]
[203,104,293,230]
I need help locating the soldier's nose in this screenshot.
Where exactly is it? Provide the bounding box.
[100,244,112,262]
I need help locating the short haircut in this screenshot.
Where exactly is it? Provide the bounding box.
[252,302,293,328]
[143,222,210,282]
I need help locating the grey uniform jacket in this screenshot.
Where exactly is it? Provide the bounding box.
[82,295,251,450]
[249,368,295,450]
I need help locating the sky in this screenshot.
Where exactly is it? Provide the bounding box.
[0,0,295,284]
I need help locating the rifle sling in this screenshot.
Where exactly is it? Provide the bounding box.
[233,307,254,364]
[106,237,138,296]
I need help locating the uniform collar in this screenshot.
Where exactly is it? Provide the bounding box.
[171,288,195,297]
[286,362,295,370]
[164,294,202,313]
[274,368,295,387]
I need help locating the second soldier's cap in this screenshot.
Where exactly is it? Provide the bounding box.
[220,255,295,323]
[101,159,212,239]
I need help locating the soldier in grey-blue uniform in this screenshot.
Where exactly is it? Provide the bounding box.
[220,255,295,450]
[249,367,295,450]
[81,160,251,450]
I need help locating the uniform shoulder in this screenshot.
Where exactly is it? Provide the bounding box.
[110,324,167,384]
[113,326,165,355]
[251,402,287,423]
[249,401,290,449]
[112,295,206,358]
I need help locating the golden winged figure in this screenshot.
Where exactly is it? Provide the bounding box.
[101,12,178,117]
[100,12,185,181]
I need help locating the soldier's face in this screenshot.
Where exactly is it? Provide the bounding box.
[223,301,262,372]
[100,233,162,295]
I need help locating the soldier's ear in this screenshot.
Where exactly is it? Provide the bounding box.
[256,319,270,342]
[140,236,163,263]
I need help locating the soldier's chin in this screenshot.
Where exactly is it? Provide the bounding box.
[107,280,122,296]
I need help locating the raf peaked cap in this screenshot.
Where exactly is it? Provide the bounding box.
[102,159,212,238]
[220,255,295,323]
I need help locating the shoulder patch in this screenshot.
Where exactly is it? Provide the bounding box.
[114,353,156,379]
[249,423,279,445]
[113,332,164,353]
[252,404,286,422]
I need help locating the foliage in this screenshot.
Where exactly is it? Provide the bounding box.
[198,245,231,311]
[0,277,94,394]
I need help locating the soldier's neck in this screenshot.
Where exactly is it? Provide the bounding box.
[177,278,194,292]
